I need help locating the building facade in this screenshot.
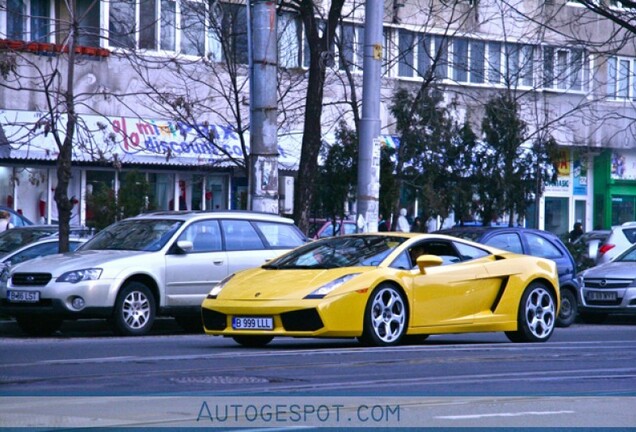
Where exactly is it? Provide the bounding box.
[1,0,634,234]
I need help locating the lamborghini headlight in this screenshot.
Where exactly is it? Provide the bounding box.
[207,274,235,299]
[305,273,361,299]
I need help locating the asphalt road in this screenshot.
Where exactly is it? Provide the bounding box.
[1,316,635,428]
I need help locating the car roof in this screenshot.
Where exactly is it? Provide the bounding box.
[439,226,558,236]
[132,210,296,223]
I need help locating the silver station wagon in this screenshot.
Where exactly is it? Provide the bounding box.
[0,211,306,336]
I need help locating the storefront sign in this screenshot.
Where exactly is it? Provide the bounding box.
[0,110,301,169]
[573,153,588,196]
[611,151,636,180]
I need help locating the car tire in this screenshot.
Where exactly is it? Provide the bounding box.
[579,312,608,324]
[15,315,62,337]
[232,335,274,347]
[359,284,408,347]
[505,282,556,343]
[111,282,156,336]
[556,289,577,328]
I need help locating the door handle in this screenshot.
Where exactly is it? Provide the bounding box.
[213,260,224,265]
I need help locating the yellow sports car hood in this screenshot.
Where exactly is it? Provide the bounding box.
[217,267,371,300]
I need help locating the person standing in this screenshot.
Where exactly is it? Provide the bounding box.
[0,211,13,231]
[396,208,410,232]
[411,217,421,233]
[569,222,584,242]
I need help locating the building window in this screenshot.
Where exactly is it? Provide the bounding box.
[543,46,586,92]
[398,29,415,77]
[77,0,101,47]
[278,12,301,69]
[607,56,635,100]
[504,43,533,87]
[470,40,485,84]
[4,0,51,42]
[338,22,364,72]
[180,1,205,56]
[452,38,469,82]
[109,0,135,49]
[487,42,501,84]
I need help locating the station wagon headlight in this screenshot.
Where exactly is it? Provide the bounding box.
[57,268,102,284]
[305,273,361,299]
[207,274,235,299]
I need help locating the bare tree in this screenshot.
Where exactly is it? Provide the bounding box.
[0,0,118,251]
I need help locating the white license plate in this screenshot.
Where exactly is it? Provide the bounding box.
[587,290,617,301]
[232,316,273,330]
[7,290,40,303]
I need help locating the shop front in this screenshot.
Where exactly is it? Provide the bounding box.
[0,110,301,227]
[593,149,636,229]
[535,148,594,237]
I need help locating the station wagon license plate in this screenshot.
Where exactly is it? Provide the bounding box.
[232,316,273,330]
[7,290,40,303]
[586,290,617,301]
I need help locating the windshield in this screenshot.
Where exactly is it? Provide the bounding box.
[0,228,57,254]
[264,235,407,269]
[80,219,183,252]
[617,245,636,262]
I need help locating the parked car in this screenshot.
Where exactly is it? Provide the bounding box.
[201,233,560,347]
[571,229,611,267]
[596,222,636,265]
[0,225,92,260]
[0,206,34,228]
[0,236,87,277]
[578,243,636,323]
[310,218,358,239]
[437,226,578,327]
[0,211,306,336]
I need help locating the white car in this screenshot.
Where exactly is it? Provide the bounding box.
[596,222,636,265]
[0,211,306,336]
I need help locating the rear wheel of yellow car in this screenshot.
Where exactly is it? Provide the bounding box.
[505,282,556,343]
[359,284,408,346]
[232,335,274,347]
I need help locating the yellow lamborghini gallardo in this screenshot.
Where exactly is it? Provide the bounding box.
[201,233,560,347]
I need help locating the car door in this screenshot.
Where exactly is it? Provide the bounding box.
[221,219,277,275]
[408,240,498,327]
[164,219,228,306]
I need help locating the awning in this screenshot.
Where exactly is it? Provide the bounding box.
[1,110,398,171]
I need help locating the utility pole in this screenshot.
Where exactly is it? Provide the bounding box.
[356,0,383,232]
[249,0,279,214]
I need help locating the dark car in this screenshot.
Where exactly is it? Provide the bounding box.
[437,226,579,327]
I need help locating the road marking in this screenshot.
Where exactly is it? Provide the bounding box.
[437,410,575,420]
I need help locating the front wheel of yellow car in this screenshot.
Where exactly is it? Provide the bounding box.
[359,284,408,346]
[506,282,556,343]
[232,335,274,347]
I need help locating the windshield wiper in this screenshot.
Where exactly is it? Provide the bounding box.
[262,263,280,269]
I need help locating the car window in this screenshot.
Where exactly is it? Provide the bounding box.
[391,251,412,270]
[485,233,523,254]
[405,240,461,268]
[179,220,222,252]
[623,228,636,244]
[82,219,182,251]
[617,245,636,262]
[454,241,490,260]
[253,221,305,248]
[344,223,357,235]
[221,220,265,251]
[6,242,58,265]
[526,233,563,259]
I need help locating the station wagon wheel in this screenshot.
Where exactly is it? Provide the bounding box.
[232,335,274,347]
[556,289,577,328]
[15,315,62,337]
[360,284,408,346]
[112,282,156,336]
[506,282,556,343]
